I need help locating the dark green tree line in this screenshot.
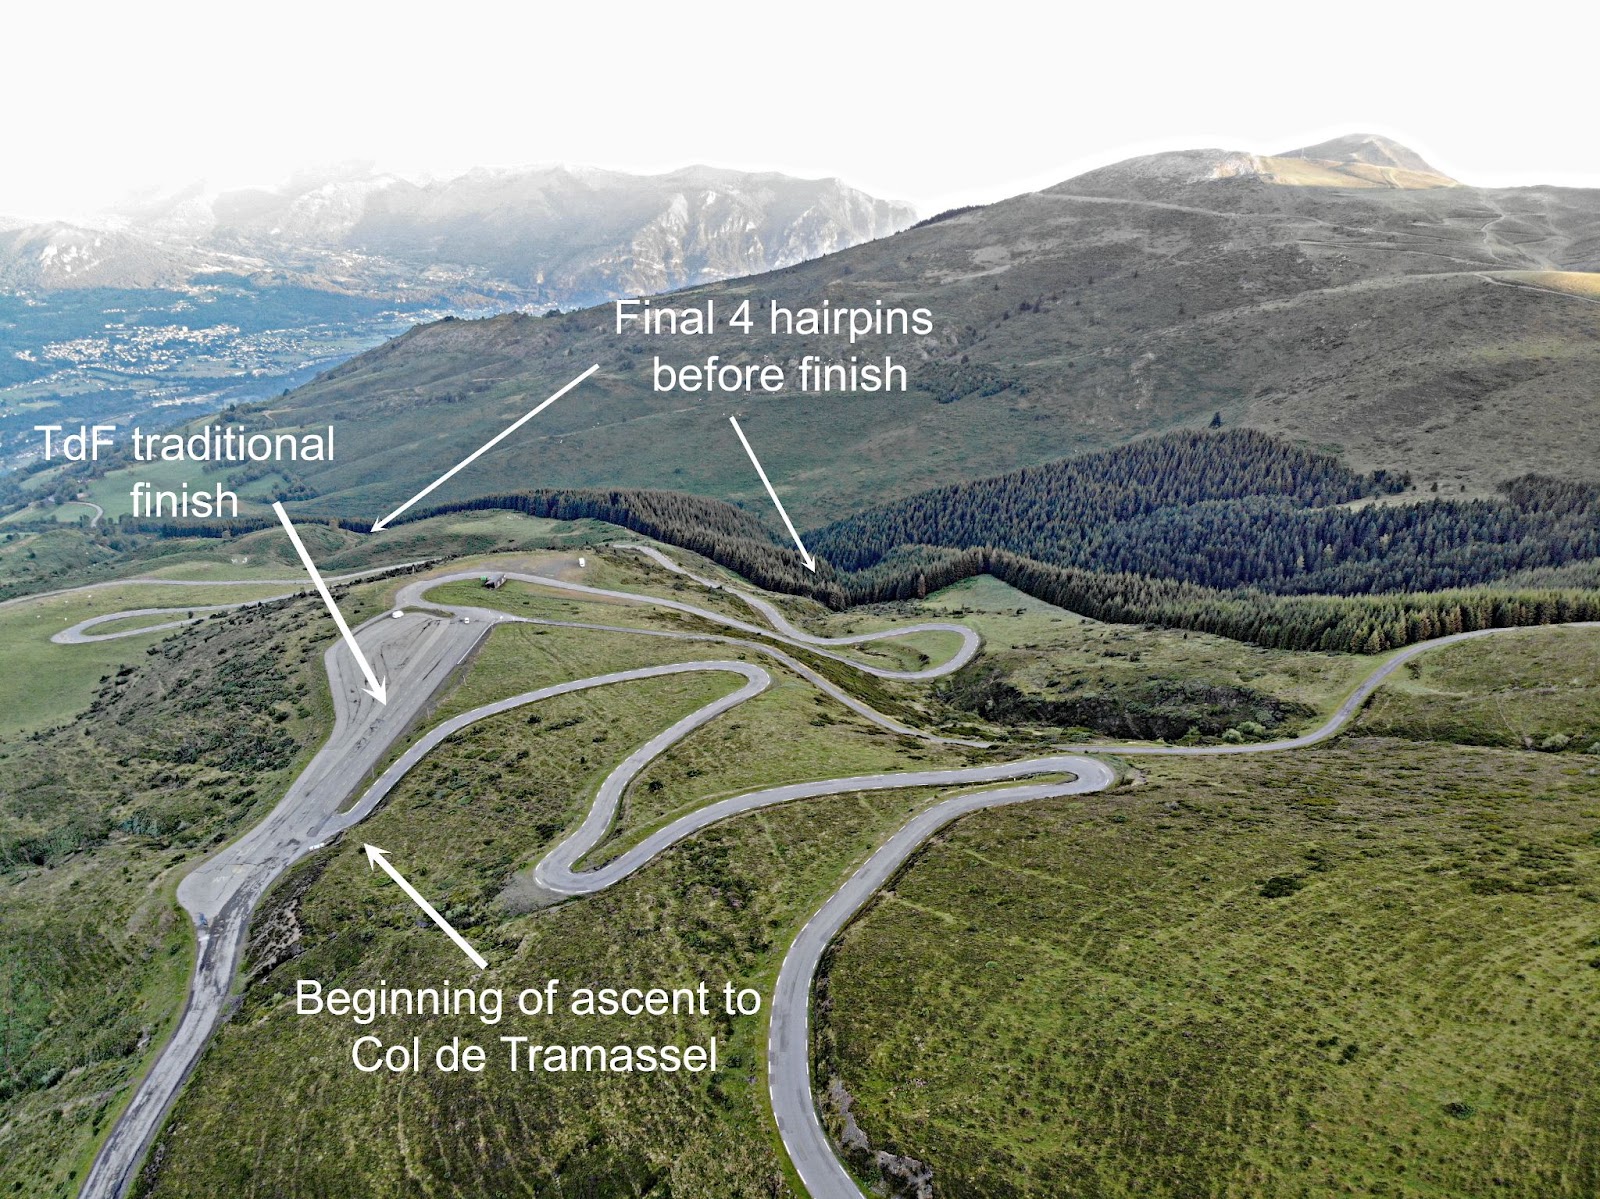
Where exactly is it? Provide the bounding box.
[808,430,1600,595]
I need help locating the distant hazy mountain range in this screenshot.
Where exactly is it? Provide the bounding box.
[0,166,913,461]
[1,165,913,303]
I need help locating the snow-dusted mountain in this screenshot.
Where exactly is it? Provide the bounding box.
[0,165,915,304]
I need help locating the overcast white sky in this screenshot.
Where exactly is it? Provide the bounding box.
[5,1,1593,222]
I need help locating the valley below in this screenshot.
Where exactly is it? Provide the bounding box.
[0,165,913,470]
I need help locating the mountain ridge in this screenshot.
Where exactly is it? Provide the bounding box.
[207,134,1600,532]
[0,166,914,460]
[1063,133,1460,196]
[1281,133,1444,174]
[0,165,915,303]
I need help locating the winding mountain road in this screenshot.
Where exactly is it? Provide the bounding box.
[79,605,489,1199]
[48,564,431,644]
[68,546,1600,1199]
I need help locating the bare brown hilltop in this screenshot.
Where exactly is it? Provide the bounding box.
[1284,133,1444,173]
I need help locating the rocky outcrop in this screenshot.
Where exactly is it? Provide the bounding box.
[825,1075,934,1198]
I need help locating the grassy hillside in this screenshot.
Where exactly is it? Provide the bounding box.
[819,735,1600,1198]
[814,623,1600,1198]
[0,509,624,601]
[9,525,1596,1195]
[73,143,1597,533]
[87,553,1600,1199]
[0,580,299,738]
[1354,626,1600,750]
[128,590,994,1198]
[0,578,405,1194]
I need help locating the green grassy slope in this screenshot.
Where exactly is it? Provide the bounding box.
[130,614,992,1198]
[10,528,1599,1197]
[115,562,1600,1199]
[1355,626,1600,750]
[0,580,401,1195]
[0,580,301,738]
[818,626,1600,1198]
[821,739,1600,1198]
[0,509,624,602]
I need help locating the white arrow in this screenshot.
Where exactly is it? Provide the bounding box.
[728,416,816,573]
[371,363,600,531]
[364,844,488,969]
[273,501,388,705]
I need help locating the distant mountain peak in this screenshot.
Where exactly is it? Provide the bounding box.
[1258,133,1457,189]
[1055,133,1460,200]
[1278,133,1441,176]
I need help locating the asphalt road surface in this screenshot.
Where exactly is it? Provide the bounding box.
[392,557,980,681]
[79,606,486,1199]
[80,550,986,1198]
[47,564,430,644]
[70,545,1600,1199]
